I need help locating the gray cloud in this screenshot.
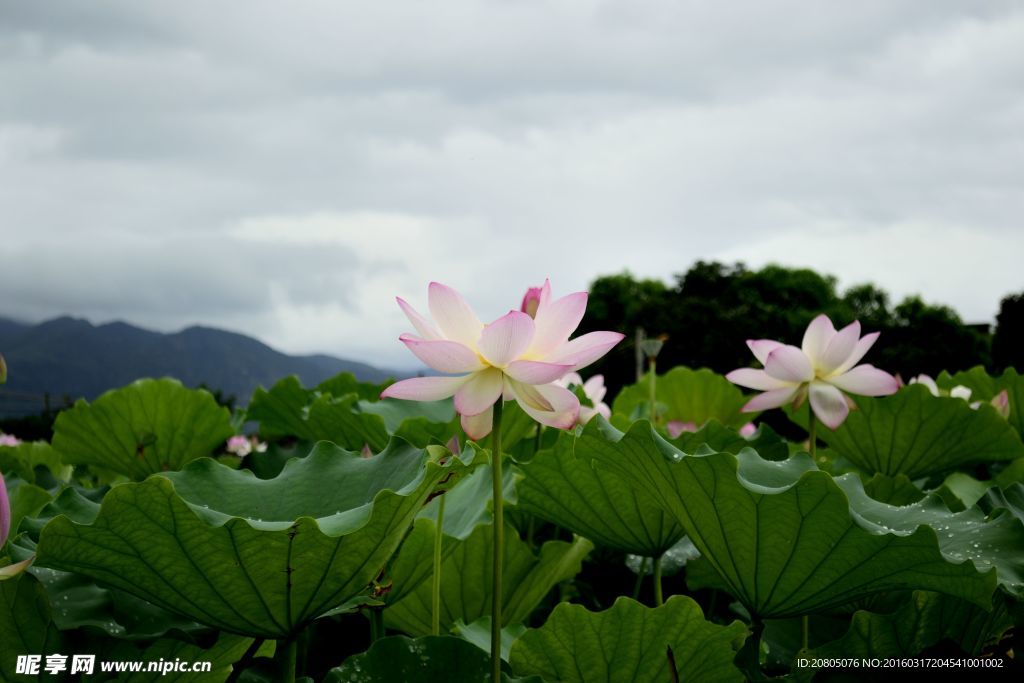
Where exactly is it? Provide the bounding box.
[1,1,1022,368]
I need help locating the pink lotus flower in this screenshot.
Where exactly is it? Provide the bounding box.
[556,372,611,425]
[665,420,756,439]
[225,435,266,458]
[666,421,699,439]
[0,434,20,448]
[0,471,35,577]
[381,281,624,439]
[726,314,898,429]
[1,468,34,577]
[909,374,972,400]
[0,470,9,547]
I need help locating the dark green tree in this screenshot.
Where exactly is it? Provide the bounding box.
[581,262,992,396]
[993,292,1024,371]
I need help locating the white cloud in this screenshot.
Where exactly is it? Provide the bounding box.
[715,220,1023,321]
[1,1,1022,368]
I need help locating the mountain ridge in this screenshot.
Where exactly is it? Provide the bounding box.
[0,315,400,416]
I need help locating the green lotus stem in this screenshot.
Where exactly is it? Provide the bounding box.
[225,637,264,683]
[525,423,543,549]
[648,359,658,424]
[803,415,816,653]
[632,557,649,600]
[807,412,817,459]
[741,620,767,682]
[432,493,446,636]
[276,638,296,683]
[652,554,664,607]
[802,410,815,652]
[491,399,505,682]
[369,608,384,643]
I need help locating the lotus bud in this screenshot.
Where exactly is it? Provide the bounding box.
[991,390,1010,419]
[0,470,10,547]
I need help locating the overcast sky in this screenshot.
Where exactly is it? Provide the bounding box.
[2,1,1022,369]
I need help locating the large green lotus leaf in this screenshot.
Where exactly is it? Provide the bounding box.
[0,442,71,485]
[508,596,747,683]
[838,478,1024,596]
[27,564,204,640]
[383,519,592,636]
[811,591,1013,660]
[983,483,1024,525]
[936,472,992,512]
[35,440,459,638]
[325,635,539,683]
[792,384,1024,478]
[995,458,1024,488]
[939,366,1024,436]
[358,396,462,448]
[358,397,455,432]
[18,488,102,540]
[316,371,386,401]
[453,617,527,661]
[52,379,234,480]
[612,367,754,428]
[418,461,518,541]
[380,460,515,608]
[861,473,925,506]
[518,430,684,557]
[588,420,1007,618]
[247,376,388,451]
[683,555,732,594]
[0,570,62,682]
[5,483,51,546]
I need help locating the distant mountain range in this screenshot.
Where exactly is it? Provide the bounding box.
[0,316,400,417]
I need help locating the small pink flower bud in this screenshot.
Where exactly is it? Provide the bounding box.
[1,470,10,547]
[991,390,1010,419]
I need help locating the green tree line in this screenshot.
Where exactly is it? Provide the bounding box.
[580,261,1023,394]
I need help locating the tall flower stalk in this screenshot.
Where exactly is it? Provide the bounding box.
[489,400,505,680]
[431,493,446,636]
